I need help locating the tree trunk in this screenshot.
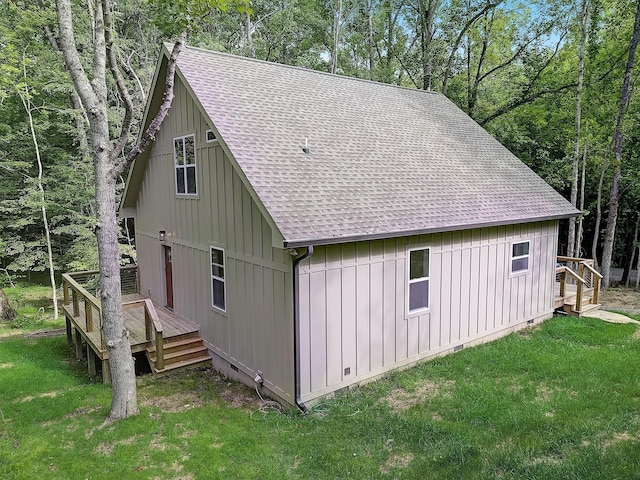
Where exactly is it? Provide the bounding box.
[19,89,59,321]
[625,214,638,287]
[56,0,138,420]
[601,0,640,288]
[0,287,17,322]
[331,0,343,74]
[567,0,589,258]
[575,142,587,257]
[367,0,375,79]
[418,0,438,90]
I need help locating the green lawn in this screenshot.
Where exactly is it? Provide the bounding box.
[1,276,64,337]
[1,316,640,479]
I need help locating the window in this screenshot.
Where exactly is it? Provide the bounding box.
[211,247,226,311]
[174,134,197,195]
[408,248,430,313]
[205,129,218,143]
[511,241,530,274]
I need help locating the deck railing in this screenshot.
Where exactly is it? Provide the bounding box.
[123,298,164,370]
[556,256,603,312]
[62,272,105,349]
[61,265,141,352]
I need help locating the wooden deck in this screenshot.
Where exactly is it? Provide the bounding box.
[62,268,206,382]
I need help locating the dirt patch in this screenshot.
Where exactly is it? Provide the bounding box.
[149,434,169,452]
[384,380,454,412]
[24,329,66,339]
[64,406,102,419]
[218,385,262,410]
[379,453,414,474]
[140,392,204,413]
[603,432,637,450]
[600,287,640,311]
[20,391,57,402]
[534,384,555,403]
[94,435,143,456]
[0,362,13,369]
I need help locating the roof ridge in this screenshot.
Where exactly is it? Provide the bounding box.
[177,43,444,97]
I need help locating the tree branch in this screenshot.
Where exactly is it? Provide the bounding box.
[102,0,135,162]
[441,0,505,95]
[55,0,99,113]
[111,33,186,179]
[478,82,578,126]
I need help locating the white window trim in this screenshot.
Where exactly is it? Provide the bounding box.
[205,129,219,143]
[407,246,430,316]
[210,246,226,312]
[510,240,531,275]
[173,133,197,196]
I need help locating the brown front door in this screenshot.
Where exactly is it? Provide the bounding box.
[163,246,174,309]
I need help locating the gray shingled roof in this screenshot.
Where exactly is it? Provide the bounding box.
[175,46,578,247]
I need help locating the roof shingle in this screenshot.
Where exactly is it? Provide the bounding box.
[175,46,578,246]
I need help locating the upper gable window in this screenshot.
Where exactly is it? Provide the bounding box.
[174,134,197,195]
[511,241,530,274]
[408,247,430,313]
[205,129,218,143]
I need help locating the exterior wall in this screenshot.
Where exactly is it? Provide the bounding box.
[297,221,559,402]
[133,77,294,402]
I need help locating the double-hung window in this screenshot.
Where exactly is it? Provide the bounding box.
[408,248,430,313]
[211,247,226,311]
[511,241,530,274]
[174,134,197,195]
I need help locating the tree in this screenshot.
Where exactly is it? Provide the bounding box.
[0,287,17,322]
[567,0,589,258]
[55,0,185,420]
[600,0,640,287]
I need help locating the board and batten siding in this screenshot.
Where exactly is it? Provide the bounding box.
[133,77,294,402]
[297,221,558,402]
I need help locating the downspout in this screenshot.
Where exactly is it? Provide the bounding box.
[293,245,314,414]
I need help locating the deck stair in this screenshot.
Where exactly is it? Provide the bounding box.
[146,333,212,376]
[555,256,602,317]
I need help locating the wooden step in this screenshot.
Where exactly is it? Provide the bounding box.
[565,303,601,317]
[147,337,203,355]
[145,334,212,376]
[151,356,212,377]
[148,345,209,365]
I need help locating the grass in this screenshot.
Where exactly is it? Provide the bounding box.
[0,275,65,337]
[1,316,640,479]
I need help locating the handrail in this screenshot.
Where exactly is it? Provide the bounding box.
[123,299,164,370]
[62,272,104,348]
[556,265,585,285]
[582,262,603,280]
[556,265,584,310]
[557,256,595,267]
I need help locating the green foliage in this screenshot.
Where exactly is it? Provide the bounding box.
[2,316,640,478]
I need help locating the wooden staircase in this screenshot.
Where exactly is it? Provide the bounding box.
[146,333,212,376]
[555,256,602,317]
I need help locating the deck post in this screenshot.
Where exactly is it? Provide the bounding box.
[144,307,151,341]
[87,346,97,376]
[63,280,69,305]
[593,276,600,304]
[74,328,83,359]
[72,289,79,317]
[85,301,93,332]
[155,330,164,371]
[102,359,111,384]
[559,271,566,297]
[576,263,584,312]
[65,316,73,346]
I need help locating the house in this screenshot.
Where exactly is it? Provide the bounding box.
[120,44,579,408]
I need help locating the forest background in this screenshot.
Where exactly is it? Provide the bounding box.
[1,0,639,293]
